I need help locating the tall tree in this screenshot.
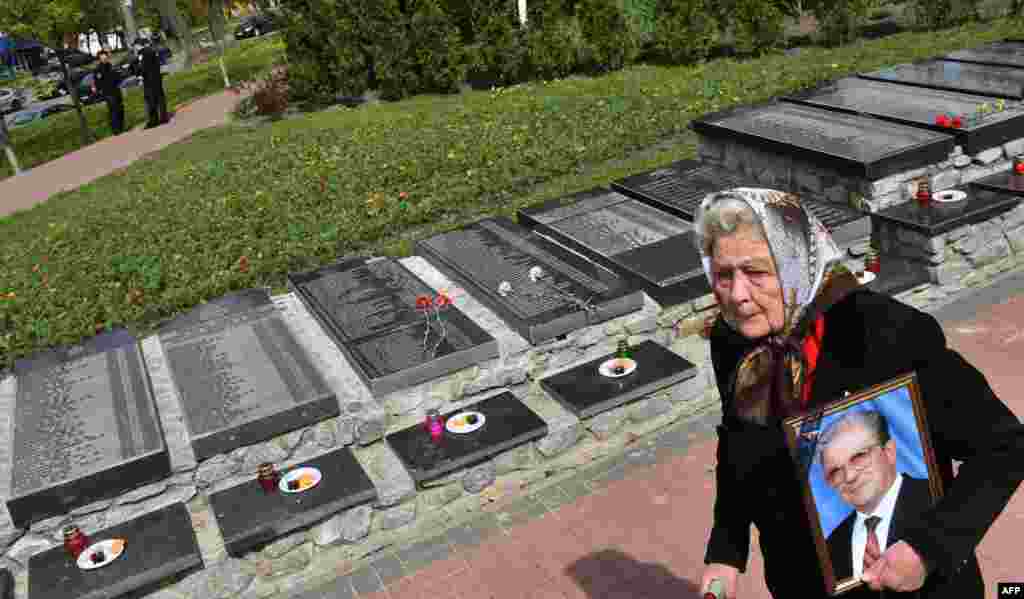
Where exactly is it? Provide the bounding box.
[120,0,140,48]
[208,0,230,87]
[153,0,196,68]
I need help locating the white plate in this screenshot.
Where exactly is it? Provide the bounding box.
[445,411,486,434]
[857,271,877,285]
[599,358,637,378]
[932,190,967,203]
[77,539,126,570]
[279,466,322,494]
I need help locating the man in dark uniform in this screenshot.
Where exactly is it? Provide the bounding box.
[132,38,168,128]
[92,50,124,134]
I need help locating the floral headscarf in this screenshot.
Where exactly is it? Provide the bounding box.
[695,188,860,425]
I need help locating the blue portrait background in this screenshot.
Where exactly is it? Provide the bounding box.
[805,385,929,538]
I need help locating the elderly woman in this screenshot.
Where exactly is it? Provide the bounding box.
[695,188,1023,599]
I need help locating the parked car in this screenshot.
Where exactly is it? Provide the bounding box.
[235,13,280,39]
[0,88,25,114]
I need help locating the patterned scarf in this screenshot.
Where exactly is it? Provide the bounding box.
[695,188,861,425]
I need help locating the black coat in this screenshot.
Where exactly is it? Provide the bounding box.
[705,289,1023,599]
[826,475,933,583]
[133,47,162,86]
[93,62,122,98]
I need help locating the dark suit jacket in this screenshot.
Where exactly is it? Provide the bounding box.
[704,289,1023,599]
[826,475,934,583]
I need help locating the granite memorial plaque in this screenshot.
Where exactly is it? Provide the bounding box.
[159,288,338,461]
[611,159,757,222]
[4,329,170,529]
[690,102,956,179]
[518,188,710,306]
[970,169,1024,196]
[415,217,645,344]
[386,390,548,483]
[287,257,499,396]
[209,446,377,556]
[944,40,1024,70]
[783,77,1024,155]
[28,502,203,599]
[539,340,697,419]
[859,60,1024,100]
[872,184,1022,236]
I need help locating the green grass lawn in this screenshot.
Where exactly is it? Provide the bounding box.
[0,35,284,182]
[2,17,1024,369]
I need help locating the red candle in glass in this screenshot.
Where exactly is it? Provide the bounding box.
[63,525,90,559]
[1014,157,1024,176]
[915,179,932,208]
[257,462,279,493]
[425,408,444,442]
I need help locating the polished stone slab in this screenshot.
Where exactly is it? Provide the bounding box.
[610,160,868,248]
[28,502,202,599]
[783,77,1024,155]
[539,340,698,419]
[970,169,1024,196]
[3,329,170,529]
[386,391,548,483]
[690,102,955,180]
[859,60,1024,100]
[944,40,1024,70]
[158,289,338,461]
[610,159,758,221]
[518,188,709,307]
[287,257,499,396]
[209,446,377,557]
[415,217,645,344]
[872,184,1022,236]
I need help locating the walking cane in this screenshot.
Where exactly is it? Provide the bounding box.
[704,578,725,599]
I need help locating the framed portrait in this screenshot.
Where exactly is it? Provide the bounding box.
[782,373,944,596]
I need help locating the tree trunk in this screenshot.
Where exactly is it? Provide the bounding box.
[120,0,140,49]
[208,0,231,87]
[155,0,195,69]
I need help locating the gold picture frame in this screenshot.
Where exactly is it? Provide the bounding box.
[782,373,944,596]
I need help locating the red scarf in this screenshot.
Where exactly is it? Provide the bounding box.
[800,314,826,407]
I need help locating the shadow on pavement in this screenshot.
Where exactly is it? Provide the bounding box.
[566,548,705,598]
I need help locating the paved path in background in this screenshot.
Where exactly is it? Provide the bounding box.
[296,276,1024,599]
[0,88,244,218]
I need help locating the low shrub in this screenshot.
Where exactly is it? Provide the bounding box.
[251,66,289,117]
[525,16,588,80]
[714,0,788,55]
[651,0,720,64]
[806,0,879,46]
[906,0,982,28]
[575,0,642,74]
[465,6,528,87]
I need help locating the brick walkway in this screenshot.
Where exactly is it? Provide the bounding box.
[296,278,1024,599]
[0,89,245,217]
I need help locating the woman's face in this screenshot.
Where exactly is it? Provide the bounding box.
[710,227,786,339]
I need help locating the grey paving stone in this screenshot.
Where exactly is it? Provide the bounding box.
[495,498,548,529]
[446,513,504,550]
[394,534,453,572]
[586,460,629,490]
[298,575,356,599]
[370,553,406,586]
[348,566,384,596]
[652,427,694,454]
[558,478,593,501]
[527,485,574,511]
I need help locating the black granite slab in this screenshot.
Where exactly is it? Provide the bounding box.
[386,391,548,483]
[782,77,1024,155]
[970,169,1024,196]
[287,257,499,396]
[518,188,709,307]
[944,40,1024,70]
[690,102,955,180]
[5,329,170,529]
[208,446,377,557]
[28,502,202,599]
[158,289,339,461]
[610,160,869,247]
[610,159,759,222]
[859,60,1024,100]
[872,184,1021,236]
[415,217,645,345]
[539,340,697,419]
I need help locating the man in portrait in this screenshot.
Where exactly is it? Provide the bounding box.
[817,410,934,582]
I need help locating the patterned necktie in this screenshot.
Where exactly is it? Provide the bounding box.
[864,516,882,571]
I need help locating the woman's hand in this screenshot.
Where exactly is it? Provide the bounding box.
[701,563,740,598]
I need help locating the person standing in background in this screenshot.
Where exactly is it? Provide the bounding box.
[92,50,125,134]
[132,38,168,128]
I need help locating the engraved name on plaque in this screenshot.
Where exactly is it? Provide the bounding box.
[5,329,169,528]
[159,288,338,461]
